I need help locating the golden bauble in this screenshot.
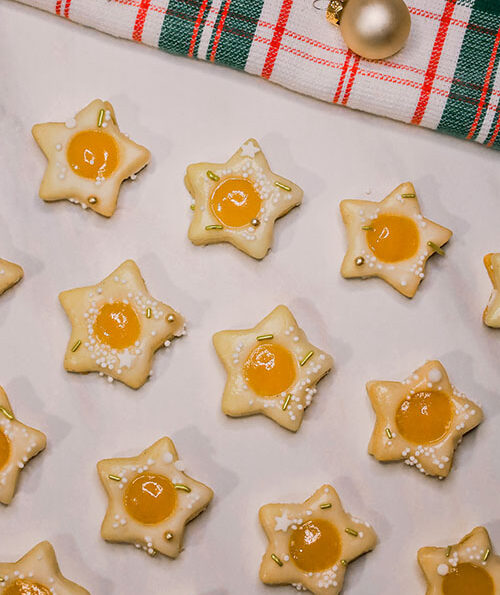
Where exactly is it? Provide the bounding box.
[339,0,411,60]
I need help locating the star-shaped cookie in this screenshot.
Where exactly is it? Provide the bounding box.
[259,485,377,595]
[367,360,483,478]
[213,305,333,432]
[185,138,303,259]
[483,253,500,327]
[97,437,213,558]
[32,99,150,217]
[59,259,185,389]
[0,258,23,297]
[340,182,452,297]
[0,541,89,594]
[418,526,500,594]
[0,387,46,505]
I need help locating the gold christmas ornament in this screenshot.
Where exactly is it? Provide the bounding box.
[326,0,411,60]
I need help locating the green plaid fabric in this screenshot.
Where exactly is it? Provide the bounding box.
[15,0,500,149]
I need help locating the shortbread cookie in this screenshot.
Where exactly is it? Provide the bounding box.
[213,305,333,431]
[340,183,452,297]
[0,387,46,505]
[367,360,483,478]
[0,541,89,594]
[59,260,185,389]
[97,437,213,558]
[418,526,499,595]
[32,99,150,217]
[0,259,23,297]
[186,139,303,259]
[483,253,500,327]
[259,485,377,595]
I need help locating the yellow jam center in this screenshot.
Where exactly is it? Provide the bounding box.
[366,214,419,263]
[124,473,177,525]
[396,390,452,445]
[289,519,341,573]
[93,301,141,350]
[243,343,296,397]
[0,428,10,470]
[209,177,262,227]
[4,580,51,595]
[67,130,118,180]
[442,563,494,595]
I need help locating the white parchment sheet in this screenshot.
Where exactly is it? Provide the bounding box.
[0,2,499,593]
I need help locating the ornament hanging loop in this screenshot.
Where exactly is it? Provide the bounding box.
[312,0,330,10]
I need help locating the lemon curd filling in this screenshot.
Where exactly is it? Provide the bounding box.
[67,130,118,180]
[289,519,341,573]
[396,390,452,445]
[243,343,296,397]
[441,562,494,595]
[4,580,51,595]
[209,177,262,227]
[0,428,10,471]
[366,214,419,263]
[93,301,141,350]
[124,473,177,525]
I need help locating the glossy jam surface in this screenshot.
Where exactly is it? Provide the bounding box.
[442,563,494,595]
[4,580,51,595]
[396,390,452,445]
[67,130,118,180]
[289,519,340,573]
[366,214,419,263]
[244,343,296,397]
[209,178,261,227]
[124,473,177,525]
[94,302,140,350]
[0,428,10,470]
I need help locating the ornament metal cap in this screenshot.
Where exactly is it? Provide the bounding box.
[326,0,344,25]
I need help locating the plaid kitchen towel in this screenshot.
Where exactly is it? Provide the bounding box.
[13,0,500,149]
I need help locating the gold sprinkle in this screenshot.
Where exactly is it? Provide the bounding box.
[271,554,283,566]
[71,339,82,352]
[174,483,191,493]
[282,394,292,411]
[445,545,451,557]
[205,225,223,230]
[320,503,332,509]
[300,351,314,366]
[206,170,220,182]
[484,548,490,562]
[427,241,445,256]
[340,559,347,566]
[345,528,359,537]
[108,474,121,482]
[401,193,416,198]
[274,181,292,192]
[146,308,152,319]
[165,532,174,541]
[355,256,365,266]
[97,108,105,127]
[362,226,374,231]
[167,314,175,322]
[88,197,98,205]
[257,334,273,341]
[190,204,195,211]
[251,218,260,226]
[0,406,14,421]
[385,428,393,439]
